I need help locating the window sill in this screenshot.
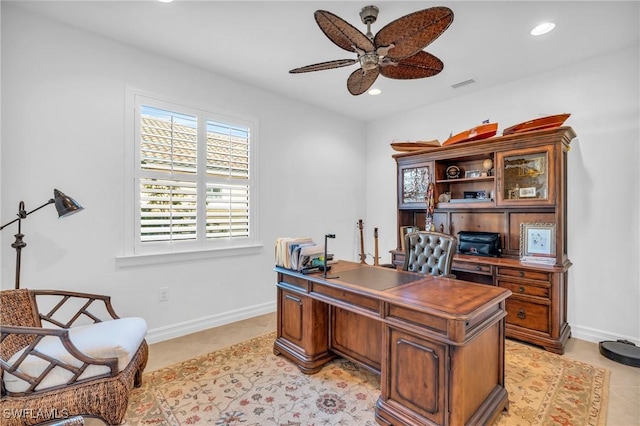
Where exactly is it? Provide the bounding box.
[115,243,264,268]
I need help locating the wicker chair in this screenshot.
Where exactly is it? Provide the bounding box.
[403,231,457,277]
[0,289,148,426]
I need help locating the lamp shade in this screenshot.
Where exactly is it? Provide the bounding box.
[54,189,84,218]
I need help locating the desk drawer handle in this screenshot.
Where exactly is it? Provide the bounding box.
[476,265,482,271]
[285,294,302,305]
[519,271,525,278]
[517,308,526,319]
[518,286,525,293]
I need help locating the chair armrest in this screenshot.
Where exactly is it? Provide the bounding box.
[30,290,120,328]
[1,325,118,396]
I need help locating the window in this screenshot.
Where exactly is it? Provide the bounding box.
[130,95,257,256]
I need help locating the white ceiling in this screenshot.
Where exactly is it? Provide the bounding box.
[9,1,640,121]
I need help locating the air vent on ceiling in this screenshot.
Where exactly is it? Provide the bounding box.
[451,79,476,89]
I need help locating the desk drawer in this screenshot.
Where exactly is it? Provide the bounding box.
[499,280,549,299]
[387,304,448,335]
[453,260,493,276]
[497,267,550,282]
[279,274,309,291]
[505,298,549,333]
[312,283,380,313]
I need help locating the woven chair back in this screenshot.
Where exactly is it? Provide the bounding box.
[0,289,40,360]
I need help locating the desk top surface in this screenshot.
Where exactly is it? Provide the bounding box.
[277,261,511,318]
[333,266,424,291]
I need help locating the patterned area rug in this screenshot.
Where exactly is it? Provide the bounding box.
[126,333,609,425]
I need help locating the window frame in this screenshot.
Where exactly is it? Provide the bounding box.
[120,90,260,264]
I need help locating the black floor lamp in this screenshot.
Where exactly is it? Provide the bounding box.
[0,189,83,289]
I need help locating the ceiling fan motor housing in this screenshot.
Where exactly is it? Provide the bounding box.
[360,52,379,70]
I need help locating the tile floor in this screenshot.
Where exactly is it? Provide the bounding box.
[143,313,639,425]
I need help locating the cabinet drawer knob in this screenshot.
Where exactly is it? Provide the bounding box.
[517,308,526,319]
[476,265,482,271]
[519,271,525,278]
[518,286,525,293]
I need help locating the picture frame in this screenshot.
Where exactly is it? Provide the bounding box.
[520,223,555,258]
[519,187,537,198]
[465,170,481,178]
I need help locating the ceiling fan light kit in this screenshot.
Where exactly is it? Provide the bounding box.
[289,5,454,96]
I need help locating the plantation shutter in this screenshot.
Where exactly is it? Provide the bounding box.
[140,179,197,242]
[137,102,251,246]
[206,120,250,239]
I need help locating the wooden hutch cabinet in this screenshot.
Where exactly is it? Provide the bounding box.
[392,126,576,354]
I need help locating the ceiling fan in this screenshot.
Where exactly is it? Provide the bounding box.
[289,5,454,96]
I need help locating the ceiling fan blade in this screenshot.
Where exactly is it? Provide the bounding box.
[374,7,454,60]
[347,67,380,95]
[289,59,357,74]
[315,10,374,53]
[380,51,443,79]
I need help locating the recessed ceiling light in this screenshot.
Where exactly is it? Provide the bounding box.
[368,88,382,96]
[530,22,555,36]
[158,0,173,3]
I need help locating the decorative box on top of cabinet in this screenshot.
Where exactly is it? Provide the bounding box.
[392,126,576,354]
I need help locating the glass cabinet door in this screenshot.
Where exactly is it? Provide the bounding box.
[496,146,555,206]
[398,162,432,208]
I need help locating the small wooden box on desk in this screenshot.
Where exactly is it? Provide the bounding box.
[393,126,576,354]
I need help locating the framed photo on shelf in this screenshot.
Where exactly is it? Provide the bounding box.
[520,223,555,258]
[465,170,481,178]
[519,187,537,198]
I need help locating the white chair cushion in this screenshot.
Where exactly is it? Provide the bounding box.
[3,317,147,393]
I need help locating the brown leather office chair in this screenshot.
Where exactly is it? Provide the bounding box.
[403,231,457,277]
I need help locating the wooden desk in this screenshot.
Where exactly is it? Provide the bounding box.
[274,261,512,426]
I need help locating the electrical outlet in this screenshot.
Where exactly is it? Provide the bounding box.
[159,287,169,302]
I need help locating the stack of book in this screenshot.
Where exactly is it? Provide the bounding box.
[275,237,330,271]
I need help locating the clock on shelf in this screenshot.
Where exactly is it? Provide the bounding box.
[446,165,460,179]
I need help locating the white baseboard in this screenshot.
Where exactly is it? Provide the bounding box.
[145,304,639,347]
[145,301,276,344]
[570,324,639,345]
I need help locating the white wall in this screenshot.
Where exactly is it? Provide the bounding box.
[1,5,366,342]
[365,46,640,344]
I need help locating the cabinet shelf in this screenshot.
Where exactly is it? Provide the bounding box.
[437,200,494,209]
[436,176,494,184]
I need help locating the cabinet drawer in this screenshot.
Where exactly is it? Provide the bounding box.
[505,298,549,333]
[499,280,549,299]
[453,260,493,276]
[497,267,550,282]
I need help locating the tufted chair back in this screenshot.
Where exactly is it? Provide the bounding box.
[403,231,457,277]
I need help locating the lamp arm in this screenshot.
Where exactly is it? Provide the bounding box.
[0,199,55,231]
